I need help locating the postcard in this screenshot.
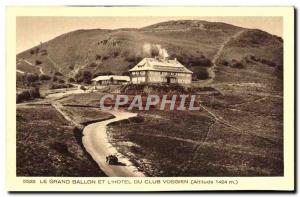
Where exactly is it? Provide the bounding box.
[6,6,294,191]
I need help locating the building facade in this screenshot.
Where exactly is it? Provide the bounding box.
[129,57,193,84]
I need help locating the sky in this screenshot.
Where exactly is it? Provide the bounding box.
[16,16,282,53]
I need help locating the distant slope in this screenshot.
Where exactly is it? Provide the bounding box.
[16,20,283,86]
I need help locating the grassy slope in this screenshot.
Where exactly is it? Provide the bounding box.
[107,94,283,176]
[41,86,283,177]
[16,105,106,176]
[16,20,247,78]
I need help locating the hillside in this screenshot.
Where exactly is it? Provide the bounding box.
[16,20,283,85]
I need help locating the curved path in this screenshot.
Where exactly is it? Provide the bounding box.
[82,110,145,177]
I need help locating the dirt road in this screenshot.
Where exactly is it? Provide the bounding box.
[82,110,145,177]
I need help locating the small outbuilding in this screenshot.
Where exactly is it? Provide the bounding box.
[91,75,130,87]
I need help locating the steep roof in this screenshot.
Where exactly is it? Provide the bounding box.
[92,75,130,82]
[129,57,193,74]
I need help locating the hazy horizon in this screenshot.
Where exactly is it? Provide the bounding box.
[17,16,282,53]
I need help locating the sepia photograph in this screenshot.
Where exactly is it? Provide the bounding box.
[6,6,294,191]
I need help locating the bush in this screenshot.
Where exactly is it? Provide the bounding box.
[102,56,108,61]
[39,74,51,81]
[188,56,213,67]
[52,76,58,82]
[231,60,244,68]
[122,71,130,76]
[194,70,210,80]
[89,62,97,67]
[26,73,39,83]
[231,62,244,68]
[95,54,102,60]
[69,65,74,70]
[68,78,75,83]
[30,50,35,55]
[80,86,87,91]
[16,87,40,103]
[219,60,229,66]
[16,91,31,103]
[35,60,42,65]
[54,71,63,76]
[75,70,92,84]
[58,79,65,84]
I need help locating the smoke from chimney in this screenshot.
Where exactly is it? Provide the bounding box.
[142,43,169,59]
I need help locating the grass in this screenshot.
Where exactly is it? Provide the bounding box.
[17,62,40,74]
[16,105,106,176]
[60,92,105,107]
[107,85,283,176]
[60,106,114,126]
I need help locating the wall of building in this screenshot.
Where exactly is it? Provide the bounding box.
[130,71,192,84]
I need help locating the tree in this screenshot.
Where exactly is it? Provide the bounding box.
[75,70,92,84]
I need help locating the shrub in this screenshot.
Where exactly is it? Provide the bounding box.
[58,79,65,84]
[232,62,244,68]
[68,78,75,83]
[75,70,92,84]
[52,76,58,82]
[194,70,210,80]
[30,50,35,55]
[102,56,108,61]
[80,85,87,91]
[16,91,30,103]
[219,60,229,66]
[26,73,39,83]
[39,74,51,81]
[54,71,63,76]
[95,54,102,60]
[16,87,40,103]
[69,65,74,70]
[89,62,97,67]
[231,60,244,69]
[28,87,40,98]
[35,60,42,65]
[122,71,130,76]
[188,56,213,67]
